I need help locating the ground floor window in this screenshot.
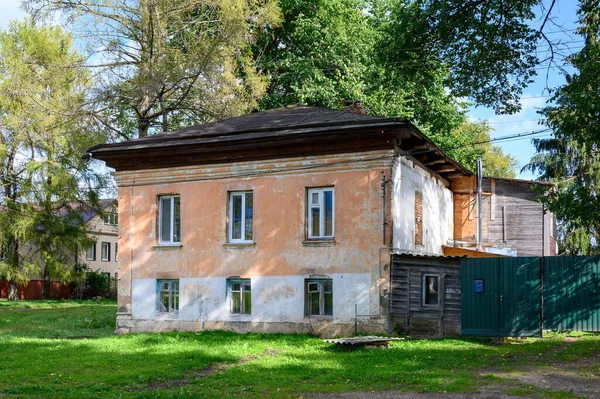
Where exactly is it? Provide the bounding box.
[228,278,251,314]
[422,274,440,306]
[305,279,333,316]
[157,279,179,314]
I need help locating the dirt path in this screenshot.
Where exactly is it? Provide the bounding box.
[312,341,600,399]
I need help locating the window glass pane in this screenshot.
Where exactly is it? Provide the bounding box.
[309,292,320,315]
[243,290,252,314]
[160,197,171,242]
[323,280,332,293]
[243,282,251,292]
[245,193,253,241]
[231,291,241,313]
[232,195,242,240]
[311,207,320,237]
[173,290,179,312]
[324,292,333,316]
[86,245,94,260]
[231,283,241,292]
[311,192,319,205]
[308,282,319,292]
[159,292,169,312]
[324,190,333,236]
[173,197,181,243]
[425,276,439,305]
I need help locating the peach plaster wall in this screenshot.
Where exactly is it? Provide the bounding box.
[114,151,395,334]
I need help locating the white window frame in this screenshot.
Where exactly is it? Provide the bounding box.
[422,273,441,307]
[307,187,335,239]
[115,242,118,262]
[305,279,333,317]
[228,191,253,243]
[101,242,110,262]
[103,212,118,226]
[159,195,181,245]
[156,279,179,314]
[227,278,252,315]
[86,244,96,261]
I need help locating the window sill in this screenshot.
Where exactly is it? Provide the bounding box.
[155,312,179,319]
[223,242,256,249]
[152,244,182,251]
[304,315,334,320]
[302,240,336,247]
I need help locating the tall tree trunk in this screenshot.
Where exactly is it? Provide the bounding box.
[43,267,50,300]
[138,117,150,138]
[7,279,18,301]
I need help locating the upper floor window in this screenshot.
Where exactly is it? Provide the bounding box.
[229,191,253,243]
[101,242,111,262]
[115,243,119,262]
[86,243,96,261]
[159,195,181,245]
[307,187,334,239]
[103,211,118,226]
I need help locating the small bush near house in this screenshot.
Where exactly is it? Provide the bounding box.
[0,300,599,399]
[77,269,117,299]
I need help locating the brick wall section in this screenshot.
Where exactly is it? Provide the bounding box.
[414,191,423,246]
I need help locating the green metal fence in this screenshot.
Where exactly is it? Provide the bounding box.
[461,256,600,337]
[544,256,600,332]
[461,257,541,337]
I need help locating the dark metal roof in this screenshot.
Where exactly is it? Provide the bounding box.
[87,105,474,179]
[485,176,555,188]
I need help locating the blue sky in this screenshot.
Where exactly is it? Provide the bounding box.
[0,0,583,179]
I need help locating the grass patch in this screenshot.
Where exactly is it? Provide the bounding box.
[0,300,599,398]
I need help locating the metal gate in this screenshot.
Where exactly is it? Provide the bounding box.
[461,257,541,337]
[543,256,600,331]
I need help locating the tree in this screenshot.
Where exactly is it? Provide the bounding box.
[525,0,600,255]
[253,0,527,171]
[449,121,519,178]
[0,20,104,299]
[27,0,281,139]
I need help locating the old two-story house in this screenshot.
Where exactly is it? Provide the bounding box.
[87,104,554,335]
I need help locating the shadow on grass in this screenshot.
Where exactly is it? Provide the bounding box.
[2,302,600,399]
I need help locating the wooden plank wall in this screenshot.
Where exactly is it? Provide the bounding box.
[390,255,461,337]
[482,179,545,256]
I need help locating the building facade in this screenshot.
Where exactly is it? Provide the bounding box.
[88,105,553,336]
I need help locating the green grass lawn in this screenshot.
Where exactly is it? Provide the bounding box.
[0,299,598,398]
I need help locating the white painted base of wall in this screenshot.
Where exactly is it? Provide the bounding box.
[132,273,370,323]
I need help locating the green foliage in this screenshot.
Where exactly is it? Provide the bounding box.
[254,0,531,171]
[27,0,282,138]
[450,121,519,177]
[1,301,599,398]
[255,0,467,136]
[525,0,600,255]
[0,20,105,294]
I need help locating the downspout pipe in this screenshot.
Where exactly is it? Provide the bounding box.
[476,156,483,251]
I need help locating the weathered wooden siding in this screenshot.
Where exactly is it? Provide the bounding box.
[452,177,555,257]
[390,255,461,337]
[482,179,546,257]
